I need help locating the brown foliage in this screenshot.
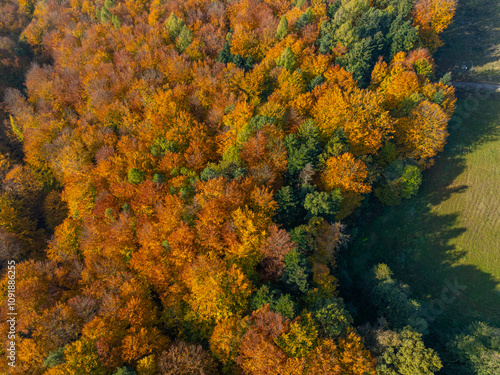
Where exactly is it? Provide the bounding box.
[237,305,290,374]
[158,340,219,375]
[257,224,296,282]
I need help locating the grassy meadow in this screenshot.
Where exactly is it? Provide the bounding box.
[348,92,500,333]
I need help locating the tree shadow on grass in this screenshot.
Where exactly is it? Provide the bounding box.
[345,92,500,356]
[436,0,500,70]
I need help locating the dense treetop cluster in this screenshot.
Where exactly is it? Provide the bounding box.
[0,0,464,374]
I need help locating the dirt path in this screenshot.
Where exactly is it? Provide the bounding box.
[452,81,500,91]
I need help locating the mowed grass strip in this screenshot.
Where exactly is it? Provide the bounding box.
[424,94,500,284]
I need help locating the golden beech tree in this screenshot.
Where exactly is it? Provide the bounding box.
[229,206,272,275]
[129,242,173,298]
[231,27,262,60]
[372,51,455,127]
[61,170,96,219]
[196,205,235,257]
[99,211,138,262]
[15,338,47,374]
[164,222,198,270]
[305,338,342,374]
[50,337,108,375]
[321,153,371,195]
[182,255,253,331]
[120,326,168,364]
[263,0,291,17]
[383,70,421,109]
[209,316,251,369]
[336,329,376,375]
[405,48,436,77]
[227,0,278,60]
[412,0,457,50]
[370,58,389,88]
[235,305,321,375]
[239,126,288,189]
[219,100,255,157]
[46,218,82,262]
[321,153,372,219]
[1,259,82,372]
[300,53,332,81]
[310,0,327,18]
[419,81,456,118]
[312,83,393,155]
[323,65,357,90]
[395,100,449,163]
[117,278,159,328]
[147,0,164,26]
[413,0,457,35]
[249,185,279,218]
[274,69,307,105]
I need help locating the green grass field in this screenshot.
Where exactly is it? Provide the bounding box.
[435,0,500,81]
[350,92,500,330]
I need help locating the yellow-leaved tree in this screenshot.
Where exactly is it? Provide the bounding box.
[321,153,372,218]
[395,100,449,165]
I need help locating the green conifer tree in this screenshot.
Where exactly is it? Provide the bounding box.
[276,16,288,40]
[296,0,307,8]
[217,41,233,63]
[99,0,115,24]
[112,15,121,29]
[128,168,145,185]
[276,47,296,71]
[166,12,185,40]
[100,7,111,23]
[296,8,313,29]
[176,25,193,53]
[104,0,115,9]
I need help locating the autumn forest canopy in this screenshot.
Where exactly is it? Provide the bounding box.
[4,0,495,374]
